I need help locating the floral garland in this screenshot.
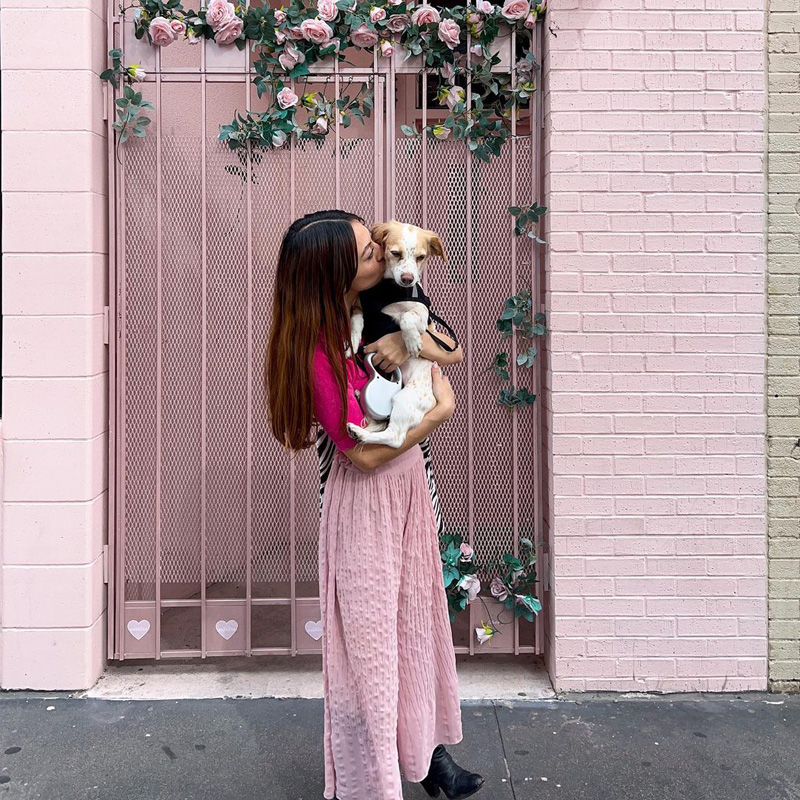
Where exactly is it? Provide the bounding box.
[103,0,546,163]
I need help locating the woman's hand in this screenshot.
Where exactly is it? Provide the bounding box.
[429,364,455,422]
[363,331,409,374]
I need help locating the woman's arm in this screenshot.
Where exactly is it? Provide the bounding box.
[343,404,449,472]
[419,324,463,365]
[363,326,464,372]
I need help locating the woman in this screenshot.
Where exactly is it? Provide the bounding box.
[266,210,486,800]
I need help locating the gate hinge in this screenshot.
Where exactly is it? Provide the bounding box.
[103,306,110,345]
[103,544,109,584]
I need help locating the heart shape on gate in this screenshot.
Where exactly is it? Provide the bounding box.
[215,620,239,641]
[127,619,151,641]
[304,620,323,641]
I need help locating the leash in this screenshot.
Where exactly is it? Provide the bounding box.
[410,282,460,353]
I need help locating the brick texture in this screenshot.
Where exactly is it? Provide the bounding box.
[543,2,768,691]
[767,0,800,692]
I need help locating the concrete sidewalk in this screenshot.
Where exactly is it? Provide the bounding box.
[1,692,799,799]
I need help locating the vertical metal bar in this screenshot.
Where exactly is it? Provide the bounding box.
[373,51,382,221]
[335,55,341,208]
[109,13,123,660]
[388,55,396,219]
[154,43,163,660]
[289,75,297,655]
[531,23,545,656]
[421,68,428,295]
[201,38,208,659]
[509,28,519,656]
[245,57,253,656]
[465,28,474,657]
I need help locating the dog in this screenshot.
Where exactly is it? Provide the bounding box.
[346,220,448,449]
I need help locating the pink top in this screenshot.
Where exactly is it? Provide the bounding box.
[312,334,370,452]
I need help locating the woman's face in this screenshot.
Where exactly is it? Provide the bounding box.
[347,221,385,297]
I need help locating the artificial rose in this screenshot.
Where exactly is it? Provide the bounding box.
[490,576,509,602]
[457,574,481,602]
[437,18,460,49]
[278,41,305,70]
[312,116,329,134]
[272,130,288,147]
[301,17,334,44]
[459,542,474,562]
[276,86,299,109]
[445,85,465,110]
[441,60,455,82]
[501,0,530,20]
[149,16,177,46]
[205,0,236,29]
[350,22,379,47]
[215,14,243,44]
[432,124,450,140]
[477,0,495,13]
[380,39,395,57]
[317,0,338,21]
[127,64,147,81]
[187,29,201,44]
[275,28,286,43]
[370,6,386,21]
[467,12,481,24]
[387,0,403,5]
[385,13,409,32]
[470,43,482,56]
[475,621,496,645]
[275,8,287,22]
[286,26,304,39]
[524,10,535,27]
[170,18,187,35]
[410,4,441,25]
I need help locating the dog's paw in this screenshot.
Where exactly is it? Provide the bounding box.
[404,329,423,357]
[347,422,367,441]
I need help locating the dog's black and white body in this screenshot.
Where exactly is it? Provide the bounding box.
[346,222,446,449]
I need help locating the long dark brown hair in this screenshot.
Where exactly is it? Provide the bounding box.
[266,210,364,451]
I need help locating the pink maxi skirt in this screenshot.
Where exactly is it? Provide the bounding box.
[319,443,463,800]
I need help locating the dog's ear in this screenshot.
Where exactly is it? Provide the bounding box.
[425,231,446,262]
[370,221,392,247]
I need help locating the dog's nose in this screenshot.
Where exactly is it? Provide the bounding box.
[400,273,415,286]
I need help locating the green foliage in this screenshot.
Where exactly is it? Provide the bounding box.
[113,85,154,143]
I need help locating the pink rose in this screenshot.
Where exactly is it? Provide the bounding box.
[215,14,243,44]
[188,29,201,44]
[286,26,304,39]
[387,0,403,4]
[275,8,287,22]
[524,10,535,27]
[312,116,329,134]
[278,41,306,70]
[300,17,334,44]
[490,576,509,601]
[277,87,299,109]
[350,22,379,47]
[380,39,394,57]
[445,85,465,110]
[411,4,441,25]
[149,16,177,46]
[477,0,494,13]
[470,43,482,55]
[501,0,530,20]
[459,542,474,561]
[385,13,408,32]
[275,28,286,43]
[317,0,338,21]
[437,18,460,49]
[206,0,236,29]
[170,18,187,35]
[441,60,455,82]
[369,6,386,21]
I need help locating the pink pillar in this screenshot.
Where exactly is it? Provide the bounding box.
[0,1,109,688]
[543,1,768,691]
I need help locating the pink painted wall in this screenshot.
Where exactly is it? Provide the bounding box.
[0,0,109,688]
[543,2,768,691]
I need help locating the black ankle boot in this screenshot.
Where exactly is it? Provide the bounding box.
[420,744,485,799]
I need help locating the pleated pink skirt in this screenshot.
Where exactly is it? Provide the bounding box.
[319,443,463,800]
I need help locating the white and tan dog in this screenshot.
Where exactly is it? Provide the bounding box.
[347,220,447,448]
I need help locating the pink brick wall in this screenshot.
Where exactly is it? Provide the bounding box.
[0,1,109,689]
[543,1,768,691]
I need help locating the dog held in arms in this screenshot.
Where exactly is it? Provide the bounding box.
[346,220,452,449]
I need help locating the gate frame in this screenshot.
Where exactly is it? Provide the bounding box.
[105,6,547,661]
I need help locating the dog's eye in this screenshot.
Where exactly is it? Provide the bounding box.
[390,250,401,257]
[416,254,425,261]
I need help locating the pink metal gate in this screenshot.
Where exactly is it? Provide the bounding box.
[106,13,545,660]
